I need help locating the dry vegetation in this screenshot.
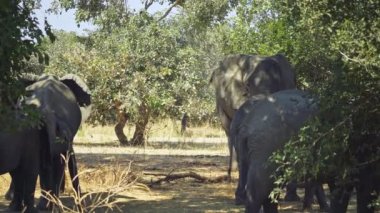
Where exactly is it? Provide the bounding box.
[0,121,357,212]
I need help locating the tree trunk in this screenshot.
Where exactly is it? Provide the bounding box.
[180,112,189,135]
[131,102,150,146]
[114,100,129,145]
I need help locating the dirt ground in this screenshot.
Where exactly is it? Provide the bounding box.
[0,141,358,212]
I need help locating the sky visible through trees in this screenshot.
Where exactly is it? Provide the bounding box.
[34,0,174,35]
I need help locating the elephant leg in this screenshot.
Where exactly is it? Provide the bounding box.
[245,164,267,213]
[303,181,315,211]
[52,155,66,197]
[356,167,376,213]
[235,157,248,205]
[22,172,38,213]
[315,183,330,212]
[235,138,248,205]
[68,149,80,196]
[227,136,233,180]
[284,180,300,201]
[38,154,65,210]
[5,179,14,201]
[38,164,54,210]
[8,171,23,211]
[329,184,353,213]
[263,197,278,213]
[217,105,232,178]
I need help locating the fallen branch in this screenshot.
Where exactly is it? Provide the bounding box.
[143,171,229,186]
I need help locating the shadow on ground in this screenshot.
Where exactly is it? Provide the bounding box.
[0,147,359,213]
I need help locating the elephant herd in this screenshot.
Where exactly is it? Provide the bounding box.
[1,54,378,213]
[0,74,91,212]
[210,54,379,213]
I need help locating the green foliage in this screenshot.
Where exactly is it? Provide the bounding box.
[209,0,379,193]
[43,11,221,126]
[0,0,54,127]
[262,0,380,187]
[182,0,237,29]
[219,0,293,56]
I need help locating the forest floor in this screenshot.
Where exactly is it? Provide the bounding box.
[0,125,358,212]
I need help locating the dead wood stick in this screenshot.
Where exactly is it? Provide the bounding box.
[143,171,229,185]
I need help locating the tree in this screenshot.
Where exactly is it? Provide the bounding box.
[0,0,54,128]
[42,8,224,145]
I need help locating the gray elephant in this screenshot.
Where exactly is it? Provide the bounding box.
[0,124,47,213]
[230,89,318,213]
[1,73,91,211]
[209,54,296,178]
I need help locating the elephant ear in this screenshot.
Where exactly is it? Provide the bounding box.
[18,73,42,89]
[60,74,91,107]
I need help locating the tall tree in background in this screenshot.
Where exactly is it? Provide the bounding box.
[42,1,230,146]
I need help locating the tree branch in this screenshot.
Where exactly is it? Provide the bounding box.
[157,0,182,21]
[144,0,154,10]
[144,171,229,186]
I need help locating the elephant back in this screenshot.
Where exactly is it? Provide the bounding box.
[236,89,318,161]
[25,76,82,154]
[243,89,318,142]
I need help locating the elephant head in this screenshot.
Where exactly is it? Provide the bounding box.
[209,54,297,177]
[210,54,296,133]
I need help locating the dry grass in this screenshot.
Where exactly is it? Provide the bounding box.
[41,156,148,213]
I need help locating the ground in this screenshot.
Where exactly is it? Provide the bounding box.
[0,125,358,212]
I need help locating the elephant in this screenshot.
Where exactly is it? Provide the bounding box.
[329,133,379,213]
[209,54,300,203]
[303,180,330,212]
[0,124,48,213]
[1,73,91,211]
[229,89,318,213]
[209,54,296,178]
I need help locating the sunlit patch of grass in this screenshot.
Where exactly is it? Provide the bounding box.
[0,174,12,197]
[75,119,226,145]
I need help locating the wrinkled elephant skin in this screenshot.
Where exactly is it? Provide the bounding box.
[230,89,318,213]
